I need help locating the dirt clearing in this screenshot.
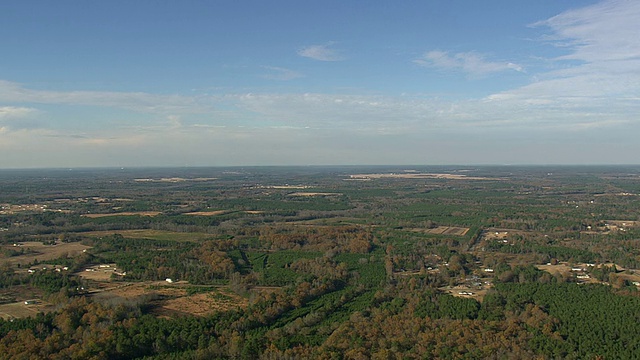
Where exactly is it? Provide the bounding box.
[90,282,248,317]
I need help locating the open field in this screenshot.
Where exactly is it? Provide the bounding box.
[537,263,587,279]
[0,301,55,320]
[89,281,248,317]
[0,281,249,320]
[408,226,470,236]
[0,241,91,266]
[76,263,123,281]
[82,211,162,218]
[158,289,247,317]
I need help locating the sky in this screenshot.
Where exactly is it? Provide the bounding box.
[1,0,639,168]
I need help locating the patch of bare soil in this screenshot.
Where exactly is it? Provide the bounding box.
[90,282,248,317]
[160,290,247,317]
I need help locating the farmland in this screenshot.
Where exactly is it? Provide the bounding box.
[1,166,640,358]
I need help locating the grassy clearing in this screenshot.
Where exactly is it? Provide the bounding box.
[0,242,91,266]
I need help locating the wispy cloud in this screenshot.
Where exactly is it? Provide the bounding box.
[0,106,40,131]
[414,50,524,76]
[490,0,640,103]
[532,0,640,63]
[298,43,345,61]
[0,80,208,115]
[1,88,637,167]
[1,76,629,137]
[0,106,37,120]
[230,92,607,132]
[261,66,304,81]
[3,1,640,168]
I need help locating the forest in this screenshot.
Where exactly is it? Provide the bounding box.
[1,165,640,359]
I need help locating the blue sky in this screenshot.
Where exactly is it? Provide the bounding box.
[1,0,639,167]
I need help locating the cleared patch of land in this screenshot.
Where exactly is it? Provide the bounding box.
[481,229,519,241]
[0,301,55,320]
[445,286,490,302]
[536,262,635,285]
[537,263,579,278]
[90,282,249,317]
[0,241,91,266]
[76,263,124,281]
[409,226,470,236]
[160,289,246,317]
[82,211,162,218]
